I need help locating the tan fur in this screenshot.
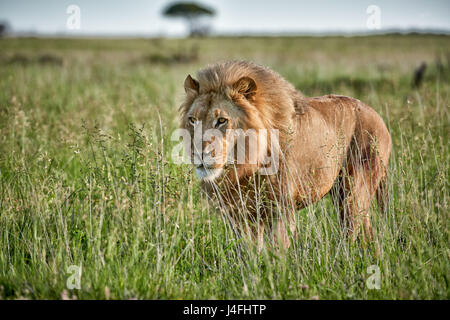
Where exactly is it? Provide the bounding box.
[180,61,392,249]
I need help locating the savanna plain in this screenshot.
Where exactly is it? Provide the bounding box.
[0,35,448,299]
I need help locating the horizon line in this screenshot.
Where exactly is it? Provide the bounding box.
[3,27,450,39]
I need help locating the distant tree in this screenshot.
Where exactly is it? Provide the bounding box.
[0,21,11,37]
[163,2,215,37]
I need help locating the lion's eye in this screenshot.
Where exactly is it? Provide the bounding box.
[188,117,197,125]
[216,117,228,127]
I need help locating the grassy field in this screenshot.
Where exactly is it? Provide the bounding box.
[0,35,448,299]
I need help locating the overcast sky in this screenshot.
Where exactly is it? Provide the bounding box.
[0,0,449,36]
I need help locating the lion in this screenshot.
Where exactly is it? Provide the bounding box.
[180,60,391,249]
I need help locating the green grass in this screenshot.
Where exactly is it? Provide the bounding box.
[0,35,449,299]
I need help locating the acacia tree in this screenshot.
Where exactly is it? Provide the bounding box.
[163,2,215,37]
[0,21,11,37]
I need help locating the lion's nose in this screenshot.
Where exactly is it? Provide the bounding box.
[202,142,216,159]
[202,150,215,166]
[202,150,213,159]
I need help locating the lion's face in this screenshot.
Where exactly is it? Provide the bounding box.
[181,75,265,181]
[182,94,243,181]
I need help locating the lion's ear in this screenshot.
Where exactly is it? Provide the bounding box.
[233,77,257,99]
[184,75,199,94]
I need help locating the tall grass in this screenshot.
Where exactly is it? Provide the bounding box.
[0,36,448,299]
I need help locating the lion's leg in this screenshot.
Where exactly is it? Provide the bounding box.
[340,157,384,242]
[255,221,265,252]
[330,174,346,229]
[267,205,297,250]
[259,174,297,250]
[271,219,293,250]
[228,211,268,252]
[345,172,373,241]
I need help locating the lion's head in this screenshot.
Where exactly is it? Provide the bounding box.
[179,61,299,181]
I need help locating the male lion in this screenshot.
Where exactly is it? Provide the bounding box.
[180,61,391,249]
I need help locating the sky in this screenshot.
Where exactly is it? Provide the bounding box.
[0,0,449,36]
